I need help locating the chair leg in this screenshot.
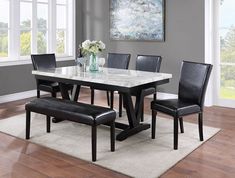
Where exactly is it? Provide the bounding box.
[37,90,40,98]
[91,89,94,105]
[119,93,122,117]
[151,110,157,139]
[26,110,31,139]
[174,116,179,150]
[110,91,114,109]
[179,117,184,133]
[153,93,157,101]
[91,126,97,162]
[110,121,115,152]
[106,91,110,106]
[46,116,51,133]
[150,93,156,124]
[198,112,204,141]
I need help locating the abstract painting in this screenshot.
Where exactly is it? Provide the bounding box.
[110,0,165,41]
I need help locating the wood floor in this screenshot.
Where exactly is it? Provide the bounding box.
[0,88,235,178]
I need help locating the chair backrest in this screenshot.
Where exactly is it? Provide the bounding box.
[136,55,162,72]
[178,61,213,109]
[107,53,131,69]
[31,54,56,70]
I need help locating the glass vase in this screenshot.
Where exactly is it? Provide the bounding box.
[76,57,87,72]
[89,53,99,71]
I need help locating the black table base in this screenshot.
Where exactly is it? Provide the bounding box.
[41,79,170,141]
[102,121,150,141]
[52,118,63,123]
[116,123,150,141]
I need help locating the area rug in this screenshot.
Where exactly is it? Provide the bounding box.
[0,113,219,178]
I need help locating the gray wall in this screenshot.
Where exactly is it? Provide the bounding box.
[0,0,205,96]
[0,0,83,96]
[82,0,205,93]
[0,61,74,95]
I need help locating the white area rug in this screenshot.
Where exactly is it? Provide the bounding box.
[0,113,219,178]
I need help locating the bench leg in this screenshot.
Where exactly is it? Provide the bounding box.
[92,126,97,162]
[110,121,115,152]
[26,110,31,139]
[47,116,51,133]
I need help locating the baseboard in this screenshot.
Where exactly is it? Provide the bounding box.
[0,90,48,104]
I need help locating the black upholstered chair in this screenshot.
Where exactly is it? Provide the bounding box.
[151,61,213,150]
[31,54,60,98]
[119,55,162,118]
[90,53,131,107]
[107,53,131,69]
[136,54,162,72]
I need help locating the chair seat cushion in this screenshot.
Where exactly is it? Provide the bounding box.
[151,99,201,117]
[38,82,73,93]
[38,82,60,92]
[25,97,116,126]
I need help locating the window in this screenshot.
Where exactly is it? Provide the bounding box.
[0,0,75,63]
[20,0,32,56]
[56,0,67,54]
[37,0,48,54]
[219,0,235,100]
[0,0,9,58]
[211,0,235,107]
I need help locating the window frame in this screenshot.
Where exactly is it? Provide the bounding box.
[0,0,75,66]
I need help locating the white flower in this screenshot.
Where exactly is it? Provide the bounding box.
[80,40,105,56]
[82,40,91,50]
[99,41,105,50]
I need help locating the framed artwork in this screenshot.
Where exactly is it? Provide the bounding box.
[110,0,165,41]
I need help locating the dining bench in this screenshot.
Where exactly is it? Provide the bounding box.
[25,97,116,161]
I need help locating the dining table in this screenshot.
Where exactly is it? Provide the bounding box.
[32,66,172,141]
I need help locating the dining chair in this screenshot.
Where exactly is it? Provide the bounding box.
[31,54,60,98]
[151,61,213,150]
[119,55,162,119]
[90,53,131,108]
[31,54,73,98]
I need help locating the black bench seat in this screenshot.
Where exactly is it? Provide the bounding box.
[25,97,116,161]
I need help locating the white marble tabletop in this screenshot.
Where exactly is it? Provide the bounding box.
[32,66,172,88]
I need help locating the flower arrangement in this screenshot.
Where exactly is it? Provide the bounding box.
[78,40,105,71]
[80,40,105,56]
